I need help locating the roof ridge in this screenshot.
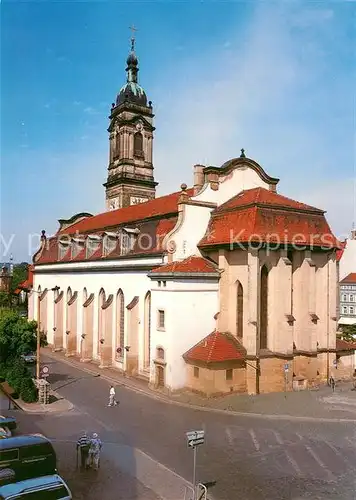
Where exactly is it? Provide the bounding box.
[207,329,219,362]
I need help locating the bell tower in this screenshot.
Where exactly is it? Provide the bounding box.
[104,28,158,211]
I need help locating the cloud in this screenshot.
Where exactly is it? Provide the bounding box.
[83,106,99,115]
[152,1,353,237]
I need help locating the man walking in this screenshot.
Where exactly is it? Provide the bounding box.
[89,432,102,471]
[108,385,118,406]
[76,431,90,469]
[330,375,336,392]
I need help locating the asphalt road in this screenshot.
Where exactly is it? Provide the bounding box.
[16,356,356,499]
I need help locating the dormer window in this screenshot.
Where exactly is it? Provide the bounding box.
[103,232,118,257]
[58,239,71,260]
[71,237,85,259]
[120,227,139,256]
[86,234,101,258]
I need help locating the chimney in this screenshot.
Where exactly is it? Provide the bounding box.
[193,164,205,194]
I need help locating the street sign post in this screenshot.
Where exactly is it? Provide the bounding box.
[284,364,289,396]
[186,430,205,500]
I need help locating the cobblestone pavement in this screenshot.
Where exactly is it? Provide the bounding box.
[8,354,356,500]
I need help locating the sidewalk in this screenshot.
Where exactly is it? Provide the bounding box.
[43,347,356,422]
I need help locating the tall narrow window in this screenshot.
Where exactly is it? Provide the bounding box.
[134,132,143,158]
[236,281,243,339]
[260,266,268,350]
[144,292,151,367]
[116,290,125,358]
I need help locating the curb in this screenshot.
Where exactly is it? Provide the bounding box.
[44,351,356,424]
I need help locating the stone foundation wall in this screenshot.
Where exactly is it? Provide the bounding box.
[259,357,291,394]
[335,353,355,380]
[293,355,318,383]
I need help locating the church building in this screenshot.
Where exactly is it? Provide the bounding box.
[26,36,342,396]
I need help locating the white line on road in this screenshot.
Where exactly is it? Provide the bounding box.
[249,429,260,452]
[226,427,234,446]
[273,430,283,445]
[324,440,343,457]
[305,445,335,481]
[285,450,302,476]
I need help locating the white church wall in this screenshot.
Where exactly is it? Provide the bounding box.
[151,280,218,391]
[33,268,154,362]
[193,166,270,207]
[339,238,356,281]
[170,204,215,261]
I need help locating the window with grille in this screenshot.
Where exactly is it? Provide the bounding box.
[157,310,165,329]
[350,306,354,315]
[103,235,117,256]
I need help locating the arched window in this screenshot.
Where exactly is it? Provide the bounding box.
[116,290,125,358]
[156,347,165,360]
[67,287,72,303]
[144,291,151,367]
[134,132,143,158]
[236,281,243,339]
[260,266,268,350]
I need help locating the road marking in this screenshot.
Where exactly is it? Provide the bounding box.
[285,450,302,475]
[226,427,234,446]
[296,432,303,441]
[345,436,354,446]
[273,430,283,445]
[324,440,343,457]
[249,429,260,452]
[305,445,335,481]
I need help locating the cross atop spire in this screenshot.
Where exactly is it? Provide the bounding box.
[129,25,138,52]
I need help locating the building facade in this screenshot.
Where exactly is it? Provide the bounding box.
[24,37,347,396]
[339,274,356,326]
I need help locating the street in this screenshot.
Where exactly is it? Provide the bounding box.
[5,355,356,500]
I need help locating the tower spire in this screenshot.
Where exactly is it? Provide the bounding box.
[129,25,138,53]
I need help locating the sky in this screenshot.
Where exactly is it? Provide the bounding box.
[1,0,355,262]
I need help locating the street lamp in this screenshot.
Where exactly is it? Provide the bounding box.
[32,286,60,380]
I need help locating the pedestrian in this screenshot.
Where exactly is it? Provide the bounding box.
[76,431,90,470]
[330,375,336,392]
[108,385,118,406]
[352,369,356,390]
[89,432,102,471]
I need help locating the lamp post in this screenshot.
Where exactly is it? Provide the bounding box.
[32,286,60,380]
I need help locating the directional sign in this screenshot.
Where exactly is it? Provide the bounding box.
[186,430,205,448]
[284,363,289,372]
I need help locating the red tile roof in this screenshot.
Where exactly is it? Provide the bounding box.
[17,265,34,290]
[336,241,347,262]
[340,273,356,284]
[183,330,246,364]
[199,188,340,249]
[215,187,323,213]
[58,189,193,235]
[150,256,218,274]
[336,338,356,352]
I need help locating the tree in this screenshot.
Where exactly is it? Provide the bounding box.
[10,262,29,293]
[0,291,10,307]
[0,310,42,364]
[339,324,356,341]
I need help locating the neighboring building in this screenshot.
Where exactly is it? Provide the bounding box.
[337,229,356,281]
[0,266,11,293]
[24,37,346,396]
[339,273,356,327]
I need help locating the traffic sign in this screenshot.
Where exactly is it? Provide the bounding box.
[42,366,49,374]
[186,430,205,448]
[284,364,289,372]
[333,359,337,366]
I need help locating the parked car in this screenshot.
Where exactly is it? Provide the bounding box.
[20,353,36,364]
[0,473,72,499]
[0,434,57,482]
[0,417,16,439]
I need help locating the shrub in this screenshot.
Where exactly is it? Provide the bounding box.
[20,377,38,403]
[6,359,28,393]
